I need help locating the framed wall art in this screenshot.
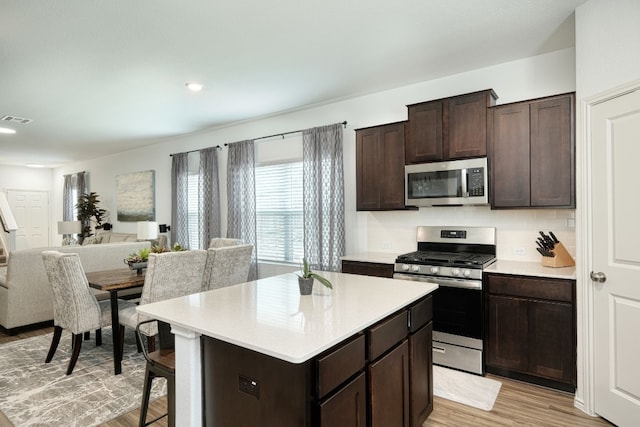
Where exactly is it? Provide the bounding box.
[116,170,155,221]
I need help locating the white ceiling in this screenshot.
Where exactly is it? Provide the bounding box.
[0,0,586,167]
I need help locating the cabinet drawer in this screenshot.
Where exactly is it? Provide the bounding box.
[408,295,433,333]
[367,310,408,361]
[341,260,394,278]
[316,334,365,399]
[487,274,574,303]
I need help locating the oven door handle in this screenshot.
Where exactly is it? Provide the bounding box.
[393,273,482,290]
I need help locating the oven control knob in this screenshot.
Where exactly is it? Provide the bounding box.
[402,264,410,271]
[411,265,420,273]
[462,269,471,277]
[430,266,439,274]
[451,268,460,276]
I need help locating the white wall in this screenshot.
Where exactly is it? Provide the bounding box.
[52,47,577,263]
[0,165,53,193]
[576,0,640,99]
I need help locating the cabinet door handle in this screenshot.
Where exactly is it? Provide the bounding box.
[433,346,446,354]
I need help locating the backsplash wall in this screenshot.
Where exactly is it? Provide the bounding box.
[364,207,576,262]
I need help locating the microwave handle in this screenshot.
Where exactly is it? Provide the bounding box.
[461,168,468,198]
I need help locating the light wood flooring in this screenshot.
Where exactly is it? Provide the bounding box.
[1,326,614,427]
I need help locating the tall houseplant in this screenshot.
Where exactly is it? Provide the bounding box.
[75,192,108,243]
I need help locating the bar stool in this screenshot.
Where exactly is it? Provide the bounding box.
[136,319,175,427]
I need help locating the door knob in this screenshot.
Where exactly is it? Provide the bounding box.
[590,271,606,283]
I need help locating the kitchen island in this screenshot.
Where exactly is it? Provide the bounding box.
[137,271,438,427]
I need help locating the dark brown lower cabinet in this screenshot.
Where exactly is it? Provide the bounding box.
[485,273,576,392]
[409,322,433,426]
[369,340,410,427]
[319,373,366,427]
[202,295,433,426]
[341,260,394,278]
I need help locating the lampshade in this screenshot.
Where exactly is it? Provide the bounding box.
[137,221,158,240]
[57,220,82,235]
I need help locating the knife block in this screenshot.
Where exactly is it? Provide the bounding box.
[541,242,575,268]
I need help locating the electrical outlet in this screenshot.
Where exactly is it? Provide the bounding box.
[512,247,526,256]
[381,241,392,250]
[238,375,260,399]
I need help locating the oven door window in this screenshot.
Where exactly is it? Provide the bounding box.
[407,169,462,200]
[433,286,482,339]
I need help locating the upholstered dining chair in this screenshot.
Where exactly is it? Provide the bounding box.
[201,244,254,291]
[41,251,130,375]
[208,237,242,248]
[136,318,175,427]
[118,250,207,347]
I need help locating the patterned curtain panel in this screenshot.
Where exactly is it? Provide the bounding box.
[63,171,86,221]
[171,152,190,248]
[62,174,73,221]
[302,123,346,272]
[226,140,258,280]
[199,147,221,248]
[76,171,86,200]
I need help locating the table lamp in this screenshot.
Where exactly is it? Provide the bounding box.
[137,221,158,241]
[58,220,82,245]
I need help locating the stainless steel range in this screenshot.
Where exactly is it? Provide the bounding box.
[393,226,496,375]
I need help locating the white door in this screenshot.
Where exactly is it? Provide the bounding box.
[591,85,640,426]
[7,190,50,250]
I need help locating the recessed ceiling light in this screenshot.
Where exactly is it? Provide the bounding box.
[185,82,203,92]
[26,163,45,168]
[0,127,16,134]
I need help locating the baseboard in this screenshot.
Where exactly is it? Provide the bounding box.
[1,320,53,336]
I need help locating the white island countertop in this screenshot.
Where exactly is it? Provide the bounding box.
[137,271,437,364]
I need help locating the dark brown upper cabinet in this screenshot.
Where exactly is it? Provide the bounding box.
[488,93,575,208]
[406,89,498,164]
[356,121,407,211]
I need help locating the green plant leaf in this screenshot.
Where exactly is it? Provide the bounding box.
[310,273,333,289]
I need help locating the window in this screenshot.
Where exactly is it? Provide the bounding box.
[255,161,303,263]
[187,171,200,249]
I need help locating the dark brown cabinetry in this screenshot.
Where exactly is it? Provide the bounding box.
[203,295,434,426]
[484,273,576,392]
[406,89,498,163]
[356,122,406,210]
[318,373,366,427]
[409,321,433,426]
[369,340,410,427]
[488,93,575,208]
[341,260,394,278]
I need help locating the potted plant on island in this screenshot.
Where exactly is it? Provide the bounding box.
[297,258,333,295]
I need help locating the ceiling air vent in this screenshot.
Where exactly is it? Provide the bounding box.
[0,115,33,124]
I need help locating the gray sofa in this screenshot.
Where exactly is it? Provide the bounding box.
[0,241,150,332]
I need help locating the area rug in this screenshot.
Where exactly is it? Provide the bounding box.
[433,365,502,411]
[0,329,166,426]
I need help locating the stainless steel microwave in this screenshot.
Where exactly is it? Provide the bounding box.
[405,157,488,207]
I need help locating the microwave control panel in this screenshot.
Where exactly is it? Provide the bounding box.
[467,168,485,196]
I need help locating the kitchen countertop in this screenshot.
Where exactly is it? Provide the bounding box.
[485,260,576,280]
[137,271,437,363]
[341,252,576,280]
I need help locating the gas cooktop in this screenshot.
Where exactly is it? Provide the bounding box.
[396,250,496,267]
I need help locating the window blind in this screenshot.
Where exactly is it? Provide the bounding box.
[255,161,303,263]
